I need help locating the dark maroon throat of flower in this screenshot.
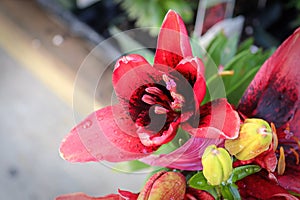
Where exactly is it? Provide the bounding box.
[128,73,196,147]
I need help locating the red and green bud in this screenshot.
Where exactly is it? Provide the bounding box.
[225,118,273,161]
[202,145,233,186]
[137,171,186,200]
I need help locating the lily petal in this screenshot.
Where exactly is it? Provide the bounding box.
[237,171,298,199]
[113,54,158,105]
[277,154,300,194]
[185,98,240,139]
[154,10,193,68]
[140,137,223,170]
[185,187,215,200]
[55,192,120,200]
[60,105,156,163]
[175,57,206,104]
[238,28,300,138]
[113,54,152,87]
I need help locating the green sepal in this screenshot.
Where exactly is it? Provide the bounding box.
[220,183,241,200]
[188,171,215,191]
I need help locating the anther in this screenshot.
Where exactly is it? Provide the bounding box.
[162,74,176,91]
[145,87,164,96]
[142,94,156,105]
[278,146,286,175]
[170,92,185,111]
[219,70,234,76]
[154,106,168,114]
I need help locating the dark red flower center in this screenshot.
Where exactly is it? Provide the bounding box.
[128,74,188,147]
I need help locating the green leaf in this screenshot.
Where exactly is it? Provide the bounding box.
[221,48,273,105]
[117,0,197,36]
[237,38,254,53]
[188,171,215,191]
[220,184,241,200]
[230,165,261,183]
[205,32,228,70]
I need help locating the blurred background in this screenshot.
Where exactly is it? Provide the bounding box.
[0,0,299,199]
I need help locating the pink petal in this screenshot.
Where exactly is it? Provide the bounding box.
[118,189,139,199]
[113,54,152,88]
[140,137,223,170]
[112,55,167,111]
[175,57,206,104]
[185,187,215,200]
[137,120,180,147]
[154,10,193,68]
[60,105,156,163]
[238,28,300,138]
[55,192,120,200]
[185,98,240,139]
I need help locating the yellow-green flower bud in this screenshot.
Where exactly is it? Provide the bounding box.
[137,171,186,200]
[225,118,273,161]
[202,145,233,186]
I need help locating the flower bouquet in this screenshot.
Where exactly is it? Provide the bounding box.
[57,10,300,199]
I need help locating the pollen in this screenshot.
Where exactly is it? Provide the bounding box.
[162,74,176,91]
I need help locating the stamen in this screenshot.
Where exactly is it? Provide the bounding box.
[170,92,185,111]
[218,65,234,76]
[145,87,164,96]
[284,123,294,139]
[278,146,286,175]
[142,94,156,105]
[290,148,299,165]
[162,74,185,111]
[219,70,234,76]
[162,74,176,91]
[154,106,168,114]
[271,122,278,151]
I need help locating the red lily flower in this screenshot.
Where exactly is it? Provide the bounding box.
[55,171,214,200]
[236,27,300,198]
[59,10,239,168]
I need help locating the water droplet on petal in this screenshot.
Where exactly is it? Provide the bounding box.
[82,120,92,129]
[119,153,125,159]
[97,115,104,121]
[95,153,103,160]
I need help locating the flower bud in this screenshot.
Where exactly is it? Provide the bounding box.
[225,118,273,161]
[202,145,233,186]
[137,171,186,200]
